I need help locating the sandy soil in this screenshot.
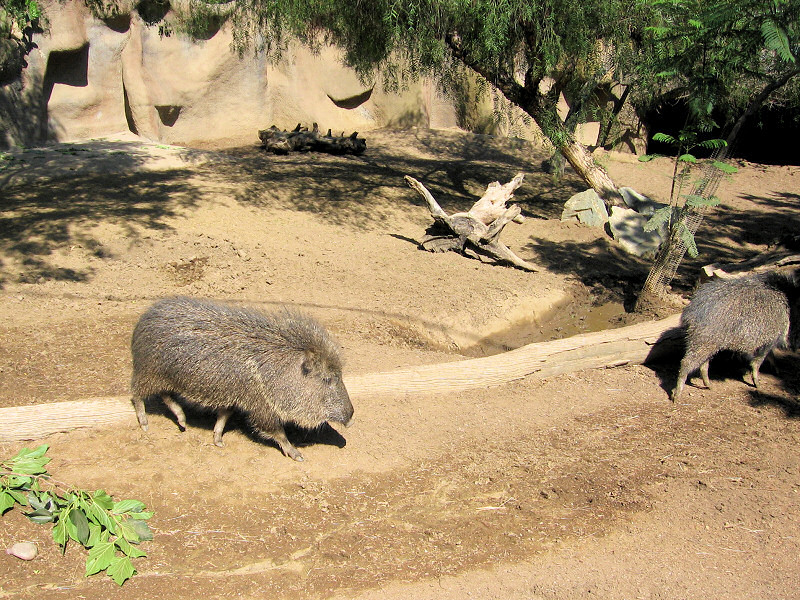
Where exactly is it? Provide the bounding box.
[1,128,799,599]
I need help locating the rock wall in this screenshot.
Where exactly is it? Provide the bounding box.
[1,1,643,152]
[1,0,547,150]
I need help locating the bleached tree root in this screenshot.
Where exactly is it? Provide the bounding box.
[0,314,681,442]
[406,174,540,271]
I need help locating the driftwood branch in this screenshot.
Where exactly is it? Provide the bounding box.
[406,174,540,271]
[703,250,800,280]
[467,173,526,225]
[259,123,366,155]
[0,315,682,442]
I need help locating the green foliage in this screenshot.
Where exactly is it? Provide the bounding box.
[0,0,41,35]
[0,445,152,586]
[641,128,735,257]
[219,0,649,195]
[227,1,643,126]
[762,18,796,64]
[636,0,799,129]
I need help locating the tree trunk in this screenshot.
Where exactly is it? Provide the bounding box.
[598,84,631,148]
[442,34,622,207]
[725,67,800,149]
[560,137,623,207]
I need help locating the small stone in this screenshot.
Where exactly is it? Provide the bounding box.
[6,542,37,560]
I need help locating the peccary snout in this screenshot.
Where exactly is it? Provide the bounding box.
[671,268,800,401]
[130,296,353,461]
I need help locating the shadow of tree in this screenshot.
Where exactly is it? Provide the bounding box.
[521,236,651,309]
[670,191,800,294]
[210,129,583,230]
[0,169,201,287]
[0,68,49,151]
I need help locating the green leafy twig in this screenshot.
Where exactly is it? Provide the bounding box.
[1,445,153,586]
[638,129,737,258]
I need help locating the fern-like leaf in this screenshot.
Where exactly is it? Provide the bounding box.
[762,19,796,63]
[684,194,721,208]
[644,206,673,232]
[697,138,727,150]
[652,132,677,145]
[712,161,738,174]
[677,222,699,258]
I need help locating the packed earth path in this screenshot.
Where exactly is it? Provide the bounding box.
[1,128,799,599]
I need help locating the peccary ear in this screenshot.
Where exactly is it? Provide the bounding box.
[301,350,323,376]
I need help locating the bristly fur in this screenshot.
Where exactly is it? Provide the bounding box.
[671,268,800,401]
[130,296,353,460]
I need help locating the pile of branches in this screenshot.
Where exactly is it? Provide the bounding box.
[258,123,366,155]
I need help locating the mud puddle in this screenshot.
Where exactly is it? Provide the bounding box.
[461,301,626,357]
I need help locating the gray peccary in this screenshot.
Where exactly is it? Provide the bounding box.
[130,297,354,461]
[671,268,800,401]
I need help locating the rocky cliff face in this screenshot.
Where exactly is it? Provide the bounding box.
[1,0,537,149]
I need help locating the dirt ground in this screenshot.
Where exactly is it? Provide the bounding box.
[1,128,800,599]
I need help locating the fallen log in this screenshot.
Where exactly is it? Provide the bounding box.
[0,315,682,442]
[259,123,366,155]
[702,251,800,280]
[406,173,539,271]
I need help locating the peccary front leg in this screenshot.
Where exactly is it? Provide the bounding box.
[256,426,304,461]
[213,408,233,447]
[162,394,187,431]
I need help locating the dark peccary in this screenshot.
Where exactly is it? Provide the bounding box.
[130,297,354,461]
[671,268,800,401]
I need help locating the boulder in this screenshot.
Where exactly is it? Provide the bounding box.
[560,189,609,228]
[608,206,667,258]
[619,186,663,216]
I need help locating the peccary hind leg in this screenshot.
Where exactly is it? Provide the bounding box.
[749,349,772,389]
[699,361,711,389]
[161,394,187,431]
[672,350,714,402]
[213,408,233,447]
[132,397,148,431]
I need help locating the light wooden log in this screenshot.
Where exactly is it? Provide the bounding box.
[0,315,682,442]
[0,398,138,443]
[347,313,681,396]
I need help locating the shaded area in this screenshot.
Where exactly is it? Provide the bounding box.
[521,236,650,310]
[747,351,800,418]
[671,190,800,294]
[0,70,51,150]
[210,129,581,230]
[0,169,200,286]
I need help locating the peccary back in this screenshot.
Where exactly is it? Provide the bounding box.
[671,268,800,401]
[130,296,353,461]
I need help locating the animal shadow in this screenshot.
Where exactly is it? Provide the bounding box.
[137,395,348,453]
